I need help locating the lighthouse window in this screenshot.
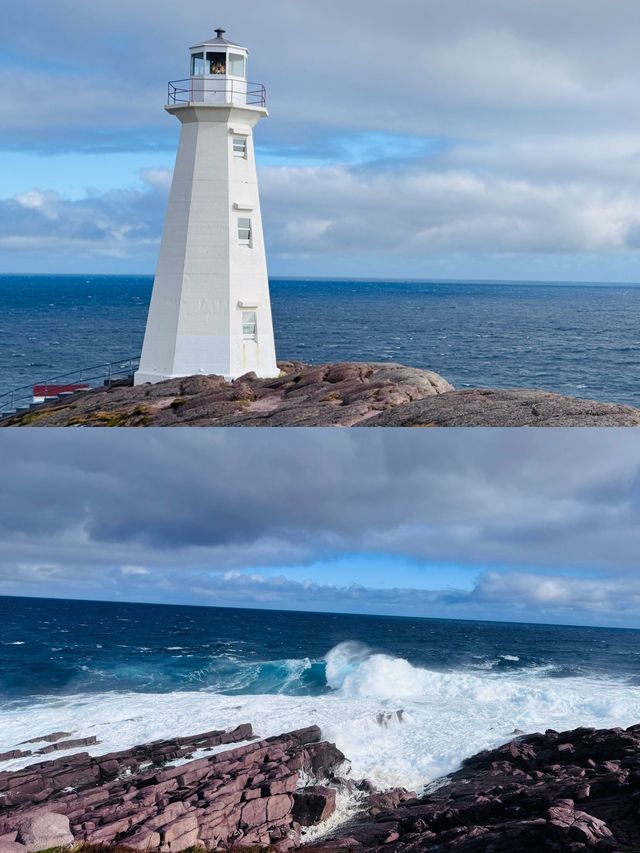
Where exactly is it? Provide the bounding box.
[191,53,205,76]
[233,136,247,157]
[242,311,257,340]
[238,218,252,246]
[207,52,226,75]
[228,53,246,78]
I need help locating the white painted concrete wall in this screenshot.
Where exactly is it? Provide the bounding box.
[135,103,278,384]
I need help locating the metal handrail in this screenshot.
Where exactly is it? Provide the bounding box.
[0,356,140,414]
[167,78,266,107]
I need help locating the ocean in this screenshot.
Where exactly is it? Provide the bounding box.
[2,596,640,792]
[2,275,640,405]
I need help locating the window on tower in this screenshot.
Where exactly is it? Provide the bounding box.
[238,218,252,246]
[191,53,205,76]
[207,52,226,75]
[233,136,248,158]
[228,53,246,78]
[242,311,258,340]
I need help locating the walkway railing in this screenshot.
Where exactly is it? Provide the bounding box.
[0,356,140,416]
[167,79,267,107]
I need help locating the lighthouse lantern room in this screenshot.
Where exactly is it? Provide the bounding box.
[135,29,278,385]
[187,29,251,106]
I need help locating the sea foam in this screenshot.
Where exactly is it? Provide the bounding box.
[1,643,639,791]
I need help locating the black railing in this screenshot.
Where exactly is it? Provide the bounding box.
[167,79,267,107]
[0,356,140,416]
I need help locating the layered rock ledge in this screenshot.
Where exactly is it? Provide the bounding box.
[3,723,640,851]
[0,725,345,852]
[318,723,640,852]
[3,362,639,427]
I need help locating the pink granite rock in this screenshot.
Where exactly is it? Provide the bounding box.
[0,725,345,852]
[159,813,200,852]
[0,842,27,853]
[122,828,162,850]
[292,786,337,826]
[16,812,73,852]
[266,793,293,822]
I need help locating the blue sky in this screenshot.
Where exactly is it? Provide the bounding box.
[3,0,640,280]
[3,429,640,629]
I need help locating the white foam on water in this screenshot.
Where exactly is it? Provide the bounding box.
[301,787,365,843]
[2,646,640,791]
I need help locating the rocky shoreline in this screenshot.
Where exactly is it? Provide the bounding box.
[0,724,349,852]
[2,723,640,852]
[3,362,640,427]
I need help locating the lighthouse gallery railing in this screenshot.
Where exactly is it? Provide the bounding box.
[167,79,267,107]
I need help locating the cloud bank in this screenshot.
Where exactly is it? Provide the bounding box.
[2,430,640,627]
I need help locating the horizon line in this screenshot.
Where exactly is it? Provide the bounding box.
[0,590,637,635]
[2,272,640,287]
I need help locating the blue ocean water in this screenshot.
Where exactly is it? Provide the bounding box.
[2,275,640,405]
[2,596,640,788]
[1,596,639,701]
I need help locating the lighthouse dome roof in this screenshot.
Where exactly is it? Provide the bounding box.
[190,28,244,49]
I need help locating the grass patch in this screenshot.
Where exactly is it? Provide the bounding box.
[68,406,152,427]
[14,404,72,425]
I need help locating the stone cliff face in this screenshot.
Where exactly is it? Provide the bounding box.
[0,725,344,853]
[4,362,639,427]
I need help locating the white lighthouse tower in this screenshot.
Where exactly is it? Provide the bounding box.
[135,28,278,385]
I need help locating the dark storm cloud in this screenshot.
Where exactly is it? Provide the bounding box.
[3,430,640,623]
[1,429,640,567]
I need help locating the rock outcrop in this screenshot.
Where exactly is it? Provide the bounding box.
[0,725,344,852]
[359,388,640,427]
[292,787,337,826]
[0,362,452,428]
[14,812,74,852]
[4,723,640,851]
[4,361,637,427]
[318,724,640,852]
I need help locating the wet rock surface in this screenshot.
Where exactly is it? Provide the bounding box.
[3,362,638,427]
[0,725,344,852]
[318,724,640,852]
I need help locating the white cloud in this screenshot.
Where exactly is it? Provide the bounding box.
[121,565,151,576]
[475,571,640,616]
[261,162,640,257]
[0,171,166,260]
[3,0,640,274]
[3,155,640,266]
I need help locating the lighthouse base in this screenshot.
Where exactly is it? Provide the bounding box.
[134,366,281,386]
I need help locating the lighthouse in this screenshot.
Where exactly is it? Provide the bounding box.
[135,29,278,385]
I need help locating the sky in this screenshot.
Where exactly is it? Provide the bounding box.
[3,0,640,280]
[3,428,640,629]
